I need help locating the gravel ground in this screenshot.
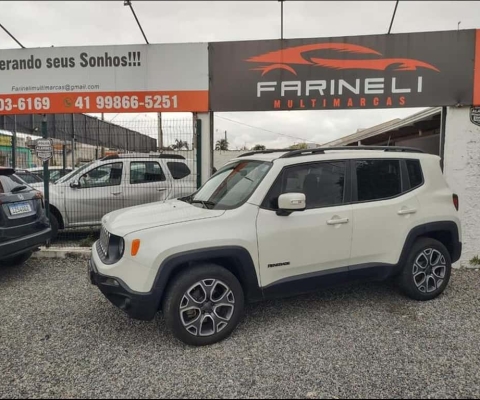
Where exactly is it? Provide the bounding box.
[0,257,479,399]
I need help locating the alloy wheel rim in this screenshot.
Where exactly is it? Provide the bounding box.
[413,248,447,293]
[179,279,235,337]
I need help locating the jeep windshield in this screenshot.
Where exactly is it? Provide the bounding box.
[183,160,272,210]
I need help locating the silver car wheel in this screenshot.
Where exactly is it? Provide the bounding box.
[179,279,235,337]
[413,248,447,294]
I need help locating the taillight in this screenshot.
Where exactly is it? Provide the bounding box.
[34,191,45,208]
[453,194,459,211]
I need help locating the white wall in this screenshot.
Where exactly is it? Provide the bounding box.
[444,107,480,267]
[213,150,245,169]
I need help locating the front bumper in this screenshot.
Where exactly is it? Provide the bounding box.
[0,227,51,260]
[88,257,159,321]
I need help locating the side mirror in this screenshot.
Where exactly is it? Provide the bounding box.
[70,181,81,189]
[276,193,306,216]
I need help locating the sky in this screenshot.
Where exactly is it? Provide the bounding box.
[1,1,480,150]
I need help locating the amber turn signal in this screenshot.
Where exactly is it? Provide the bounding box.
[131,239,141,256]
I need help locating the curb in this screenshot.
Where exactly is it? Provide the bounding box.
[32,247,91,259]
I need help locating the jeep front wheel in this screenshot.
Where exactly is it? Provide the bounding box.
[163,264,245,346]
[399,238,452,301]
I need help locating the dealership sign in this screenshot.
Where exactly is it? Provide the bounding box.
[0,43,209,114]
[210,29,480,111]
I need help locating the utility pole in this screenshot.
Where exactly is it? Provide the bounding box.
[224,130,227,143]
[42,115,50,222]
[71,114,76,168]
[279,0,284,39]
[157,113,163,151]
[12,115,17,169]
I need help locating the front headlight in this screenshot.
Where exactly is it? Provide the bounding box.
[118,238,125,258]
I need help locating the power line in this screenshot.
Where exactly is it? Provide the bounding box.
[214,114,317,144]
[124,0,149,44]
[0,23,25,48]
[388,0,400,34]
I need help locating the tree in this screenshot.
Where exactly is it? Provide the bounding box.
[251,144,266,151]
[215,139,229,151]
[171,139,189,150]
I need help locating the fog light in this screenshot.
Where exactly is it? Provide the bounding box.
[104,278,119,287]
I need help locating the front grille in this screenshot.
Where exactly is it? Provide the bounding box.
[99,225,111,257]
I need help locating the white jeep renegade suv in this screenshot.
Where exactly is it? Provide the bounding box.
[88,146,462,346]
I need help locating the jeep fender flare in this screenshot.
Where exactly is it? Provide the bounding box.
[395,221,462,275]
[152,246,264,309]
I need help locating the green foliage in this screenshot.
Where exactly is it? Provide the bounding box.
[470,256,480,266]
[215,139,229,151]
[251,144,266,151]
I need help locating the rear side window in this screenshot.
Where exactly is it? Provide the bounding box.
[0,174,25,194]
[130,162,166,184]
[167,162,191,180]
[355,160,401,202]
[406,160,424,189]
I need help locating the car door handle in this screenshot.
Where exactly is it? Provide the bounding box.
[112,192,123,196]
[398,208,417,216]
[157,188,167,192]
[327,217,350,225]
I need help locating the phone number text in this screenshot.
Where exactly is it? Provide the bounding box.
[74,95,179,110]
[0,97,50,112]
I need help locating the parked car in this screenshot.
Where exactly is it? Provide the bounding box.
[13,169,44,185]
[0,168,51,267]
[37,154,196,239]
[28,167,74,183]
[89,146,462,346]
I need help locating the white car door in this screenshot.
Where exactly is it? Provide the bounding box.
[256,160,353,289]
[65,162,125,225]
[123,160,171,209]
[349,158,421,276]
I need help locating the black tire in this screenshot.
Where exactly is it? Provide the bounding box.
[398,238,452,301]
[48,211,59,241]
[163,264,245,346]
[1,251,33,267]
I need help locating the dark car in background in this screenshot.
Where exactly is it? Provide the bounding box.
[14,169,44,185]
[0,168,51,267]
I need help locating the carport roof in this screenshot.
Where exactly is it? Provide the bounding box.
[322,107,442,147]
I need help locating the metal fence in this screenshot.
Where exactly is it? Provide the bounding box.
[0,115,199,247]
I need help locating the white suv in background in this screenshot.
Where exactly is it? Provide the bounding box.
[88,147,462,346]
[40,153,196,238]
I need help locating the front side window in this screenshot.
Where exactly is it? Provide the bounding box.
[356,159,401,202]
[79,163,123,188]
[56,161,95,184]
[263,161,347,210]
[185,160,272,210]
[130,162,166,184]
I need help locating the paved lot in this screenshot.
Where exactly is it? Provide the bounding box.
[1,256,479,399]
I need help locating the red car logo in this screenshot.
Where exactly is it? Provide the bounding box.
[246,43,440,76]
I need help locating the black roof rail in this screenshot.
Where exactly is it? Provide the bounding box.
[100,153,186,161]
[238,149,291,158]
[279,146,425,158]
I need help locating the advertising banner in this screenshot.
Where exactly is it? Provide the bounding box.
[0,43,209,114]
[210,30,478,111]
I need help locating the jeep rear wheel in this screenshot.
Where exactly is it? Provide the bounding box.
[399,238,452,301]
[163,264,244,346]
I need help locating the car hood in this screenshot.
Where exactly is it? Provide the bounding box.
[103,199,226,236]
